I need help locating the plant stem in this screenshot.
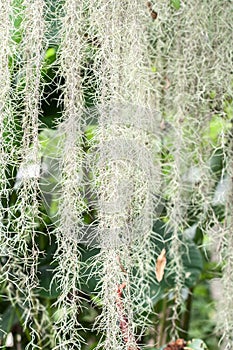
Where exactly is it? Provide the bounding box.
[158,296,168,347]
[180,287,194,339]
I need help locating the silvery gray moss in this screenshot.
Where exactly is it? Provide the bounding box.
[0,0,232,349]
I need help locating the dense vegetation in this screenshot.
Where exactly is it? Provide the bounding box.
[0,1,232,349]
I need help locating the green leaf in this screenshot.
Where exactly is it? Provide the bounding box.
[39,129,63,220]
[45,47,56,61]
[85,125,97,141]
[80,246,99,293]
[38,265,61,299]
[171,0,181,10]
[150,220,203,303]
[210,148,224,175]
[186,338,208,349]
[209,115,232,142]
[0,305,17,338]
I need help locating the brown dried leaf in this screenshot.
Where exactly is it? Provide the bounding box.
[155,248,166,282]
[163,338,186,350]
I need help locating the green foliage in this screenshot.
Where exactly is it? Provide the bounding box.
[170,0,181,10]
[150,220,203,304]
[186,339,208,350]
